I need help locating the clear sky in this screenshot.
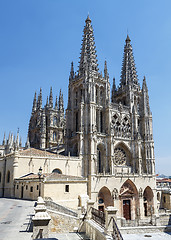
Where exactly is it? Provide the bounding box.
[0,0,170,175]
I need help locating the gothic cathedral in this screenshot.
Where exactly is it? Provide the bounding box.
[0,16,158,221]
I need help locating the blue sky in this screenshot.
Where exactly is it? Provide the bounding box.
[0,0,171,175]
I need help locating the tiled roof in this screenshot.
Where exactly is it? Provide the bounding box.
[45,173,86,181]
[19,148,57,157]
[18,173,50,180]
[16,172,86,182]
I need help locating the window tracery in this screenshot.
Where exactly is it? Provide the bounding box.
[114,147,126,165]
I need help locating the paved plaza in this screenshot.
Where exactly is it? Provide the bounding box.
[122,232,171,240]
[0,198,171,240]
[0,198,34,240]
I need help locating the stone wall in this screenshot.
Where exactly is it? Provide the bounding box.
[47,209,79,233]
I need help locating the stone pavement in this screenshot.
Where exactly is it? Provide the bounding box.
[122,232,171,239]
[48,232,90,240]
[0,198,34,240]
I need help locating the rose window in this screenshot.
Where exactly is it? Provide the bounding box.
[114,148,126,165]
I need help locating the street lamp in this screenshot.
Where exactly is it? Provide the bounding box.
[38,166,42,197]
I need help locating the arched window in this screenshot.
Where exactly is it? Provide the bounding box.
[52,168,62,174]
[100,111,103,133]
[76,112,78,132]
[100,89,103,105]
[7,171,10,183]
[53,132,57,141]
[53,116,57,126]
[97,148,103,173]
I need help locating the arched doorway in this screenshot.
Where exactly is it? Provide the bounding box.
[143,186,154,217]
[120,180,139,220]
[98,186,113,211]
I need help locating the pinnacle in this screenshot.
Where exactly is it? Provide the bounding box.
[85,14,91,23]
[126,34,131,43]
[120,35,138,87]
[78,16,99,77]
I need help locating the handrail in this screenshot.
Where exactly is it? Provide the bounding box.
[110,216,123,240]
[91,207,105,227]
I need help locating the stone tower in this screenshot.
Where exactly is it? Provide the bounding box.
[28,88,65,150]
[65,15,111,177]
[65,16,156,219]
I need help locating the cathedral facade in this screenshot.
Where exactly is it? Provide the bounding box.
[0,16,158,222]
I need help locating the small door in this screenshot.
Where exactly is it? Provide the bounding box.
[123,200,131,220]
[144,202,148,216]
[21,186,24,199]
[98,206,104,212]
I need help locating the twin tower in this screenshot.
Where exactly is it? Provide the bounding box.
[28,16,155,178]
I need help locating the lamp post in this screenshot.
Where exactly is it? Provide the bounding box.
[38,166,42,197]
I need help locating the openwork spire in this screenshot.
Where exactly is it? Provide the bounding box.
[58,89,64,111]
[142,76,151,116]
[69,61,74,81]
[49,87,53,108]
[120,35,138,87]
[111,77,116,103]
[32,92,37,113]
[79,15,99,77]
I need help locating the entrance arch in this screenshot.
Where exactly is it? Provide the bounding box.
[119,179,139,220]
[143,186,154,217]
[98,186,113,211]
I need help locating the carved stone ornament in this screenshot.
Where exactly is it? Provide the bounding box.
[114,147,126,165]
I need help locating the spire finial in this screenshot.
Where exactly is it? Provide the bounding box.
[86,14,91,23]
[69,61,74,80]
[49,87,53,108]
[104,60,109,80]
[126,34,131,43]
[39,88,42,109]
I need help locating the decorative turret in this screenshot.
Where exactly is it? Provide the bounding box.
[25,135,30,149]
[104,60,109,81]
[32,92,37,113]
[37,88,42,110]
[19,137,22,147]
[79,15,99,78]
[69,62,74,81]
[141,76,151,116]
[49,87,53,108]
[58,89,64,112]
[111,77,116,103]
[120,35,138,87]
[55,96,58,110]
[15,131,19,150]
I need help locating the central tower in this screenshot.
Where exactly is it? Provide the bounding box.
[65,16,110,177]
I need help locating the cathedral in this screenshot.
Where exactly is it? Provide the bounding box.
[0,16,158,222]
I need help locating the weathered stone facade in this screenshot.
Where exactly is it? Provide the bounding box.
[28,88,65,150]
[0,16,158,223]
[65,16,157,220]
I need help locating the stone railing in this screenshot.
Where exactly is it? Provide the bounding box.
[91,207,105,227]
[110,217,123,240]
[81,201,123,240]
[45,200,78,217]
